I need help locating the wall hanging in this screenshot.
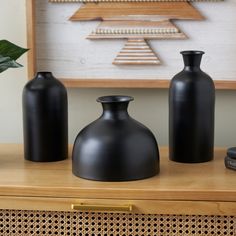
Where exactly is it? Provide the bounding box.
[26,0,236,89]
[53,0,205,66]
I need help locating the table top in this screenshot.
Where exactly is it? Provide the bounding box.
[0,144,235,202]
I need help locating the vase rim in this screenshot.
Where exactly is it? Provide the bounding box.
[97,95,134,103]
[35,71,53,79]
[36,71,53,75]
[180,50,205,55]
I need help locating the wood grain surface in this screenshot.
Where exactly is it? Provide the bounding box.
[60,79,236,89]
[0,196,235,215]
[50,0,224,2]
[70,3,204,21]
[113,39,160,65]
[0,144,235,202]
[26,0,36,80]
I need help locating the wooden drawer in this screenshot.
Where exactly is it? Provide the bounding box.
[0,145,235,235]
[0,197,236,215]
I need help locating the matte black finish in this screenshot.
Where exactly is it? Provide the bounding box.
[72,95,159,181]
[169,51,215,163]
[23,72,68,162]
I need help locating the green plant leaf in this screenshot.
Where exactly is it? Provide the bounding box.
[0,56,22,73]
[0,40,28,60]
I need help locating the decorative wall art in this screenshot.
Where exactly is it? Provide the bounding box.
[26,0,236,88]
[49,0,221,66]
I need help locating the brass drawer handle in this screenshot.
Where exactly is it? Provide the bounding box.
[71,203,133,212]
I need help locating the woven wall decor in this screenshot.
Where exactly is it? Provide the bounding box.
[50,0,223,65]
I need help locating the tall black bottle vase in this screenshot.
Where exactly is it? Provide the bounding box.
[169,51,215,163]
[72,95,160,181]
[23,72,68,162]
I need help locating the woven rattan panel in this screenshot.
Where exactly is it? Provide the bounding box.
[0,209,235,236]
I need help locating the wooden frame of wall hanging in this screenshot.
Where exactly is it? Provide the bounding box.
[26,0,236,89]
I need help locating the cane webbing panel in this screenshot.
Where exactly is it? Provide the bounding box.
[0,210,235,236]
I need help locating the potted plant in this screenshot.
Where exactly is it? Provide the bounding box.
[0,40,28,73]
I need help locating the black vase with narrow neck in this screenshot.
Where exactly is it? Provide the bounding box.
[23,72,68,162]
[169,51,215,163]
[72,95,159,181]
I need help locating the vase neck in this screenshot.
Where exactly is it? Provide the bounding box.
[97,96,133,120]
[102,103,130,120]
[181,51,204,71]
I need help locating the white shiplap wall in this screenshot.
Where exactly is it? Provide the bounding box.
[35,0,236,81]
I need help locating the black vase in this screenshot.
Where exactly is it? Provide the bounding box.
[23,72,68,162]
[72,95,159,181]
[169,51,215,163]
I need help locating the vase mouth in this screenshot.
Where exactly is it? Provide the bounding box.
[97,95,134,103]
[180,50,205,55]
[36,71,53,78]
[36,71,53,75]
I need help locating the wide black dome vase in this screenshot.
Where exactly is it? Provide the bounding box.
[169,51,215,163]
[72,95,159,181]
[23,72,68,162]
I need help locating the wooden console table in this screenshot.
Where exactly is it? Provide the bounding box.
[0,144,235,235]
